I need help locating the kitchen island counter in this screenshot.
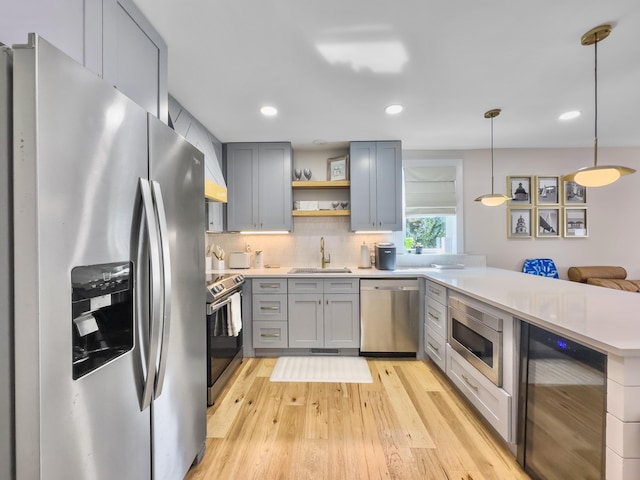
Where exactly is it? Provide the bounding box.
[210,265,640,356]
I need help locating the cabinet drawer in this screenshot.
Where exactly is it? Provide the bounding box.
[252,294,288,320]
[288,278,323,294]
[426,280,447,304]
[253,321,288,348]
[425,326,446,372]
[252,278,287,294]
[446,345,511,442]
[324,278,359,294]
[425,296,447,338]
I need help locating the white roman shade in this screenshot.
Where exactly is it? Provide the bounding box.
[404,166,457,215]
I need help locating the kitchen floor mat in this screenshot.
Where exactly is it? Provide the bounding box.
[269,356,373,383]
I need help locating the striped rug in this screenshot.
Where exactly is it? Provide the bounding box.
[270,356,373,383]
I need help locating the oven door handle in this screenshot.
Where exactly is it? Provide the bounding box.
[207,295,235,315]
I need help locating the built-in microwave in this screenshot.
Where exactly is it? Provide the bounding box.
[448,296,503,386]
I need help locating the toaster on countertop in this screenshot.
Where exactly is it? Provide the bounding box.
[228,252,251,269]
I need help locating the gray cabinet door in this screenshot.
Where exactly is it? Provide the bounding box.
[226,143,259,231]
[258,143,292,231]
[206,201,223,232]
[288,294,323,348]
[226,142,292,232]
[350,140,402,232]
[324,294,360,348]
[375,141,402,231]
[102,0,168,122]
[350,141,376,231]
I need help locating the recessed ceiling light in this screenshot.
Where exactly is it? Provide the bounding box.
[260,105,278,116]
[559,110,581,121]
[385,104,403,115]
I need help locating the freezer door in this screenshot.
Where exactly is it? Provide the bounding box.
[148,114,206,479]
[13,35,151,479]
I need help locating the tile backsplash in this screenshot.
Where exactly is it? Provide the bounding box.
[206,217,485,269]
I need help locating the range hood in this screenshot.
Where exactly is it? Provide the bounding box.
[168,96,227,202]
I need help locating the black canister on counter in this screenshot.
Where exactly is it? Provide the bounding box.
[375,243,396,270]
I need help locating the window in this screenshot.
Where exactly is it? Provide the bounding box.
[397,158,463,254]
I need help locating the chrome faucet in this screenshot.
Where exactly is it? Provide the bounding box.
[320,236,331,269]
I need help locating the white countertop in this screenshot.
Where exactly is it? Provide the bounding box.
[208,265,640,357]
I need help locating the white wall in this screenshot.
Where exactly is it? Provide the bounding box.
[464,147,640,278]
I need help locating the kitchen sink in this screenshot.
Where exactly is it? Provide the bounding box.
[288,268,352,274]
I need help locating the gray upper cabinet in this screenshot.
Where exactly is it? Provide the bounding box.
[102,0,168,123]
[2,0,85,65]
[350,141,402,231]
[3,0,168,123]
[225,142,292,232]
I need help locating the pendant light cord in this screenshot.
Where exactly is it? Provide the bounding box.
[593,35,599,167]
[490,116,495,194]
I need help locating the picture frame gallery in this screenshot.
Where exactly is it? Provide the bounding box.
[506,175,588,239]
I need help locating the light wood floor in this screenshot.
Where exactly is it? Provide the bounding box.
[185,358,530,480]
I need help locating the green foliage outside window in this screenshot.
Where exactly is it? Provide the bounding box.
[405,217,446,248]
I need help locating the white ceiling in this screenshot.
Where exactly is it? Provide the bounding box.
[133,0,640,151]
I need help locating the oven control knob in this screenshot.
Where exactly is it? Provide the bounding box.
[234,275,244,284]
[213,284,223,293]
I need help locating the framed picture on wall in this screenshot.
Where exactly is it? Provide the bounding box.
[507,208,533,238]
[535,175,560,205]
[564,207,588,237]
[507,176,532,204]
[563,180,587,204]
[535,207,561,237]
[327,155,349,181]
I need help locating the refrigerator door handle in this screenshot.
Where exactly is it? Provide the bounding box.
[151,180,172,398]
[138,178,163,411]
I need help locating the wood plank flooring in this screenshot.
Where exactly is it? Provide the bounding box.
[186,358,530,480]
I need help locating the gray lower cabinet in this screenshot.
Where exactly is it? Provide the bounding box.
[425,280,448,371]
[225,142,292,232]
[288,278,360,349]
[350,140,402,231]
[252,279,288,348]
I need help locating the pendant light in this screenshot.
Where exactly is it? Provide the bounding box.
[562,25,635,187]
[475,109,509,206]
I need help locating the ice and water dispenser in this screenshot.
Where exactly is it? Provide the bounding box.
[71,262,134,379]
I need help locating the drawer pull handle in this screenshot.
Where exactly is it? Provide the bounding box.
[260,306,280,311]
[429,287,442,296]
[461,374,479,393]
[260,284,280,289]
[261,333,281,338]
[427,341,440,352]
[428,312,440,321]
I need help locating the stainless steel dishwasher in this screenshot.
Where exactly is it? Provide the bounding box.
[360,279,419,355]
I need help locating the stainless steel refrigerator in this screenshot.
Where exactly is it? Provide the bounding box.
[2,34,206,479]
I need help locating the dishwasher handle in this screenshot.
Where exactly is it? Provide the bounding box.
[372,285,416,291]
[360,282,419,292]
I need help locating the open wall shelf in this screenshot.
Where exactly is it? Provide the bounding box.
[292,180,350,189]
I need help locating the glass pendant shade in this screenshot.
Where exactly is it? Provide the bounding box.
[475,193,508,206]
[475,108,509,207]
[563,165,635,187]
[563,25,636,187]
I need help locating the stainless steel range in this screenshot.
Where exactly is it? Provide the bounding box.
[206,273,245,405]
